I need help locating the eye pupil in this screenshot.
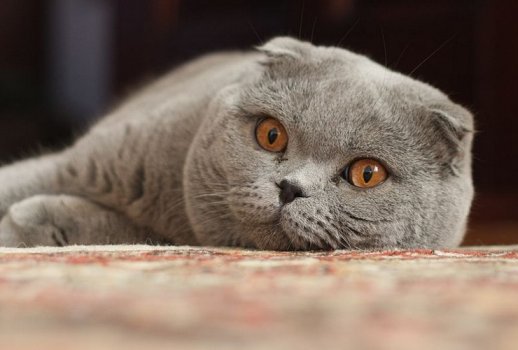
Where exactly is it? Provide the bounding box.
[268,128,278,144]
[363,166,374,183]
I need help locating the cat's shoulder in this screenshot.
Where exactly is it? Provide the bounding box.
[99,51,260,126]
[142,51,260,96]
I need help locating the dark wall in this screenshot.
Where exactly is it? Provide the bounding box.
[0,1,70,161]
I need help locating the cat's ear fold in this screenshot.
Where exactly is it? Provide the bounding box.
[429,103,475,175]
[256,37,310,62]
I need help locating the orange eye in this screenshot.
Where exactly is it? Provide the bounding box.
[344,159,388,188]
[255,118,288,152]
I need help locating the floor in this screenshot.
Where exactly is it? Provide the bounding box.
[1,245,517,350]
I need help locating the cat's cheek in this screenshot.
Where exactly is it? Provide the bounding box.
[226,181,282,225]
[334,178,406,221]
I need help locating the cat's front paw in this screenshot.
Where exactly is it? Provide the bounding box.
[0,196,68,247]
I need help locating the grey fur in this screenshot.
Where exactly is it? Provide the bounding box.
[0,37,474,250]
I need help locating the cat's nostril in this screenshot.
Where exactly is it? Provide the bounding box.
[279,179,306,205]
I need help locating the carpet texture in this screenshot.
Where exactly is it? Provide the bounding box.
[1,245,518,350]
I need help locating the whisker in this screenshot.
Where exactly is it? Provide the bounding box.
[298,0,305,39]
[336,18,360,47]
[247,20,263,45]
[191,192,231,199]
[380,26,388,67]
[190,213,233,230]
[310,16,318,42]
[409,34,456,76]
[394,42,410,69]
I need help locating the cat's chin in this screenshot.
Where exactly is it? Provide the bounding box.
[228,211,301,251]
[239,207,338,251]
[274,201,351,251]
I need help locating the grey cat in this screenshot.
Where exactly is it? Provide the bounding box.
[0,37,474,250]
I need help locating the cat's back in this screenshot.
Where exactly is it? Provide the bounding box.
[101,51,260,125]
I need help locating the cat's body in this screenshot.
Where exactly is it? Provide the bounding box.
[0,38,474,250]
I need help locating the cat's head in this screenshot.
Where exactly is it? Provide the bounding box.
[184,37,474,250]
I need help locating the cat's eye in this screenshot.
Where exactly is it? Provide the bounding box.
[255,117,288,152]
[343,159,387,188]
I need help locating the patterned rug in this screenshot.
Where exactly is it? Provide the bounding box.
[1,245,517,350]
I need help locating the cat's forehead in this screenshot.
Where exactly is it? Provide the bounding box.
[245,49,432,130]
[264,51,436,100]
[255,37,446,103]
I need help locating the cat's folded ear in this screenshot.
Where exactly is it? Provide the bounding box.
[429,103,475,175]
[256,37,312,63]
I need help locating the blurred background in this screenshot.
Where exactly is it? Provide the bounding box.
[1,0,517,245]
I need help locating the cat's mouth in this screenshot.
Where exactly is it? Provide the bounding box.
[266,203,342,250]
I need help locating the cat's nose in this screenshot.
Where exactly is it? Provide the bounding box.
[278,179,306,205]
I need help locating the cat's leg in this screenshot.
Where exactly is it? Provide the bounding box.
[0,153,66,218]
[0,194,160,247]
